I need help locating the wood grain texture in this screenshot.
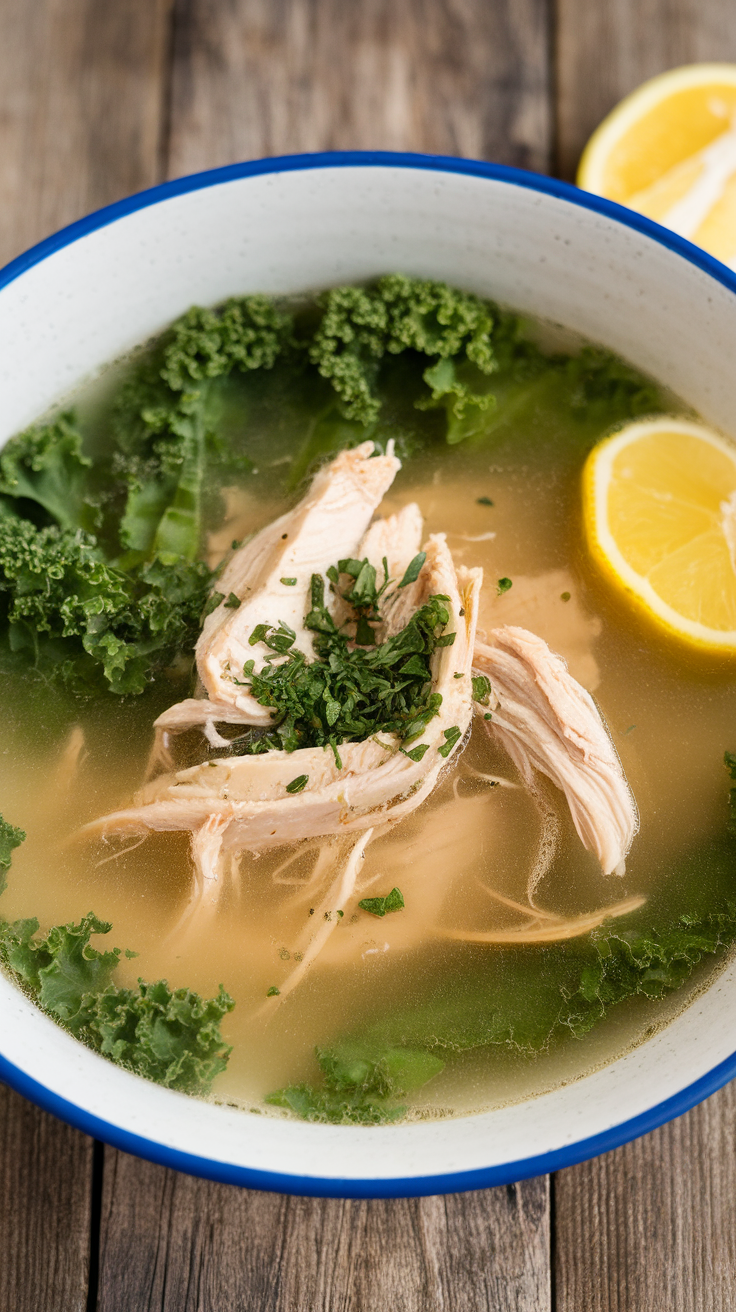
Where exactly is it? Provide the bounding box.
[555,0,736,178]
[0,1083,93,1312]
[98,1148,550,1311]
[166,0,552,177]
[0,0,173,267]
[555,1084,736,1311]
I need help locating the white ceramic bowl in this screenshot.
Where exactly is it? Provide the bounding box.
[1,153,735,1198]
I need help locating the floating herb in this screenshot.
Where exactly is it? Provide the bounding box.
[359,888,405,917]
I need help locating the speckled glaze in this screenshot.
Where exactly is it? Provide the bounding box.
[1,154,735,1198]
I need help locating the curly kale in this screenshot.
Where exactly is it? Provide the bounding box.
[0,518,210,694]
[308,274,501,427]
[0,826,234,1095]
[0,413,100,532]
[0,278,664,696]
[0,816,25,897]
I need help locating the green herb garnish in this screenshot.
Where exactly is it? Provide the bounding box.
[359,887,405,917]
[239,567,451,758]
[286,775,309,794]
[476,496,494,506]
[497,577,513,595]
[438,726,462,758]
[472,674,492,704]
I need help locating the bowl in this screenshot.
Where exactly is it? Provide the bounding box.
[1,152,736,1199]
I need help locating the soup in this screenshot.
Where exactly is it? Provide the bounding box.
[0,275,734,1124]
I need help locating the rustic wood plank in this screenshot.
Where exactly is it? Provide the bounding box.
[0,0,173,267]
[555,1082,736,1311]
[0,1082,94,1312]
[98,1148,550,1311]
[554,0,736,179]
[166,0,552,177]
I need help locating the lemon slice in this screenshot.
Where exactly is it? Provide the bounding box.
[582,418,736,651]
[577,64,736,267]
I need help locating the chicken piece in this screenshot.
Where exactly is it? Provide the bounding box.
[478,568,603,691]
[196,440,400,719]
[79,536,482,854]
[148,500,425,768]
[474,626,638,876]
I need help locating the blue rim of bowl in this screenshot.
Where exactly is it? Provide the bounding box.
[1,149,736,1198]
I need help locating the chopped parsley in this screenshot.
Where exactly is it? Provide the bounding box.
[472,674,492,704]
[359,888,405,917]
[280,578,297,586]
[497,577,513,595]
[438,726,462,758]
[224,592,241,608]
[398,552,427,589]
[476,496,494,506]
[238,563,452,758]
[286,774,309,794]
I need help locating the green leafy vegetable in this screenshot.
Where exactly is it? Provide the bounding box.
[0,518,211,694]
[265,754,736,1124]
[497,577,512,595]
[0,816,25,898]
[566,347,662,424]
[437,725,462,758]
[308,274,499,427]
[0,820,233,1094]
[0,414,99,532]
[0,911,234,1095]
[286,775,309,794]
[358,887,405,917]
[266,1041,442,1124]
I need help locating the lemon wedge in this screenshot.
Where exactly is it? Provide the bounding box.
[582,418,736,651]
[577,63,736,267]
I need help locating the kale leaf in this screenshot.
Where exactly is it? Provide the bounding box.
[0,823,234,1096]
[566,347,663,425]
[113,297,293,563]
[266,1042,443,1125]
[308,274,500,427]
[0,413,99,533]
[266,754,736,1124]
[0,518,211,694]
[0,816,25,897]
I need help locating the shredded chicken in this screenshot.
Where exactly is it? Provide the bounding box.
[196,440,401,718]
[74,447,643,1002]
[78,535,482,854]
[474,626,639,875]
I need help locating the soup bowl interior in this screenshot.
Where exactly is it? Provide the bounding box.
[1,155,735,1197]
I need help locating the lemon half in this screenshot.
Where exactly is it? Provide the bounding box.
[582,418,736,651]
[577,63,736,267]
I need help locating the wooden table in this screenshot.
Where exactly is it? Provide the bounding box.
[2,2,736,1307]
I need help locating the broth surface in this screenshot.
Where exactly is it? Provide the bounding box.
[1,308,734,1119]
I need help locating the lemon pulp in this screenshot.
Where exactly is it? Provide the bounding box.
[577,63,736,267]
[582,418,736,651]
